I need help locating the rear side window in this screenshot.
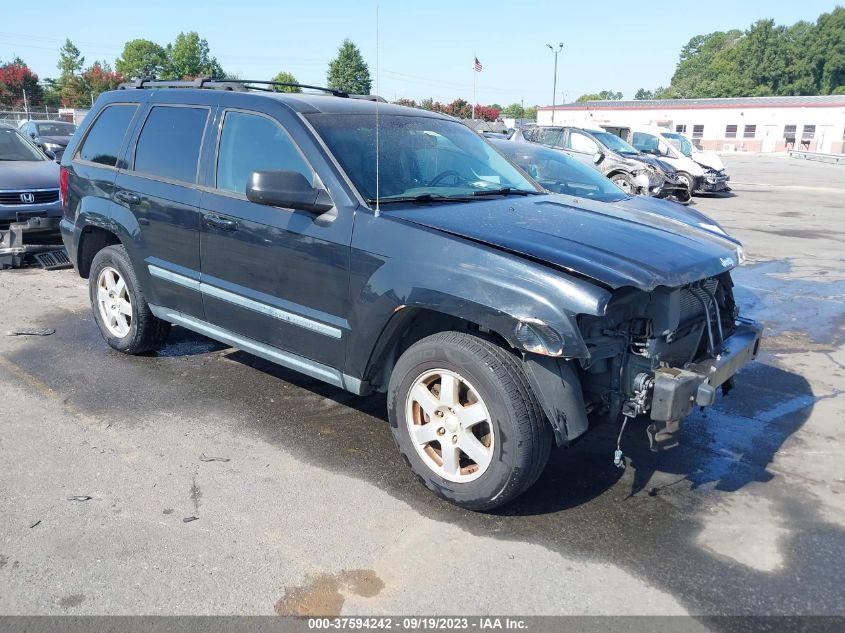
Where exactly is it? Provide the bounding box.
[77,104,137,167]
[134,106,209,183]
[216,111,312,195]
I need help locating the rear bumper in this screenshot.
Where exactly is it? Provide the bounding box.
[650,318,763,421]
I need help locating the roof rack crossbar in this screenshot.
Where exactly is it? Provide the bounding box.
[118,78,351,98]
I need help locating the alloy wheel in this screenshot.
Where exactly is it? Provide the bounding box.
[96,266,132,338]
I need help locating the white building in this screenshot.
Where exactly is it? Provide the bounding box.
[537,95,845,154]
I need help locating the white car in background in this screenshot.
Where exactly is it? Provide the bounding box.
[601,125,731,196]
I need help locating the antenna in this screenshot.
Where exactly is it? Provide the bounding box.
[375,2,381,216]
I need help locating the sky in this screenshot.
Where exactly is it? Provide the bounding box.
[0,0,841,106]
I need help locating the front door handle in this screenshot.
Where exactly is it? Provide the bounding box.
[115,190,140,205]
[204,214,238,232]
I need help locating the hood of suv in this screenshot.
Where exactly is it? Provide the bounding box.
[0,159,59,191]
[389,194,741,291]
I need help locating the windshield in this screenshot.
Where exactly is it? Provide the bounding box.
[589,130,640,155]
[662,132,693,157]
[306,114,539,202]
[0,128,46,161]
[493,140,626,202]
[36,121,76,136]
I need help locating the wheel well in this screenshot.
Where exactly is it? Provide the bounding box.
[77,227,121,278]
[365,308,512,393]
[607,170,631,180]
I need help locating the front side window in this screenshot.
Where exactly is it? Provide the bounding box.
[566,131,599,154]
[662,132,693,157]
[0,127,47,162]
[134,106,208,183]
[588,130,639,155]
[725,125,737,138]
[77,104,138,167]
[216,111,312,194]
[632,132,659,153]
[306,114,539,201]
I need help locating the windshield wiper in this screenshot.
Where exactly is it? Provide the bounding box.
[471,187,541,197]
[368,193,475,205]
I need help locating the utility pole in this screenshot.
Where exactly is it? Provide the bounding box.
[547,43,563,125]
[22,88,30,120]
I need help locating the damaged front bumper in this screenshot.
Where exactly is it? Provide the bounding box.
[696,170,731,193]
[649,319,763,449]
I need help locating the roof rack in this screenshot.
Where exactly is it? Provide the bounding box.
[116,78,384,101]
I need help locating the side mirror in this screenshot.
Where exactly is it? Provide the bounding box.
[43,149,56,160]
[593,151,604,164]
[246,170,333,213]
[29,132,37,139]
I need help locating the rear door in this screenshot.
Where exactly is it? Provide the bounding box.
[198,105,353,370]
[113,103,212,319]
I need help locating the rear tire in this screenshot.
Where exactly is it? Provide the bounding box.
[387,331,552,511]
[89,244,170,354]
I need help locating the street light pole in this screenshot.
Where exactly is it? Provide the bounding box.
[547,43,563,125]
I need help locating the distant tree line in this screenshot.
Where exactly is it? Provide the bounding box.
[633,6,845,99]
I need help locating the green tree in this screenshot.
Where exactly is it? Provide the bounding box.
[326,39,371,94]
[115,39,168,79]
[164,32,223,79]
[57,38,84,80]
[501,102,524,117]
[576,93,601,102]
[523,105,537,120]
[0,57,44,109]
[634,88,654,100]
[271,70,302,92]
[599,90,623,100]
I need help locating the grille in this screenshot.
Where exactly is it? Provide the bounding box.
[0,190,60,205]
[679,279,718,323]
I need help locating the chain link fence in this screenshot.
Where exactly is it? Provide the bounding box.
[0,108,88,128]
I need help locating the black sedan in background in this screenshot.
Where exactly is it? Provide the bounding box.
[18,120,76,160]
[0,123,61,235]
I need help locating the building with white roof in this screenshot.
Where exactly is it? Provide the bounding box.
[537,95,845,154]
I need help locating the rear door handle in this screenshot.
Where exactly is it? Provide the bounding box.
[115,190,140,205]
[203,214,238,232]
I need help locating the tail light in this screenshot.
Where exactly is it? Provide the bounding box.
[59,166,69,211]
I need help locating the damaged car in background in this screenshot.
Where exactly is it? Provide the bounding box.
[514,125,689,203]
[60,82,762,510]
[602,125,731,196]
[0,123,67,269]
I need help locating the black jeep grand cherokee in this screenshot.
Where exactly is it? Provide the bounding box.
[60,79,762,510]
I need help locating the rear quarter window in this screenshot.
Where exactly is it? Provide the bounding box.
[77,104,138,167]
[133,106,209,184]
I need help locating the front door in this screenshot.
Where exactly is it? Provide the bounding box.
[199,108,353,371]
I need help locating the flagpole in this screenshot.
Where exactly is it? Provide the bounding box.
[472,53,476,120]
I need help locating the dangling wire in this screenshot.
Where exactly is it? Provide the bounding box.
[614,415,630,469]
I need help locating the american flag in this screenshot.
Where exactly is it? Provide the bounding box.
[473,57,482,72]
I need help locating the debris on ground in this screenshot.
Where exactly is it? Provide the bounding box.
[67,495,92,502]
[199,453,230,463]
[6,328,55,337]
[29,520,41,528]
[182,516,199,523]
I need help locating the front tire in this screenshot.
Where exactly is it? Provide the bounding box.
[89,245,170,354]
[611,173,635,195]
[677,171,695,197]
[387,332,552,511]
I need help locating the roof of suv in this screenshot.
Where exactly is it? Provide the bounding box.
[111,87,454,120]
